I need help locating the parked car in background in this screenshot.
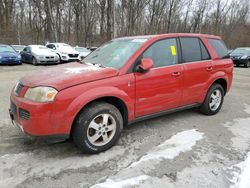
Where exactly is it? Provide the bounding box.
[230,47,250,68]
[21,45,60,65]
[46,43,79,62]
[75,46,91,60]
[0,44,22,65]
[87,47,98,52]
[12,45,26,53]
[10,33,233,154]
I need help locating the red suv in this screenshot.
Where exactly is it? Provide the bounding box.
[10,33,233,153]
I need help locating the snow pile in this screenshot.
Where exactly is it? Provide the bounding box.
[230,152,250,188]
[91,129,204,188]
[92,175,149,188]
[130,129,204,167]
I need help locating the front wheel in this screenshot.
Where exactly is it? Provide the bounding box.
[200,84,224,115]
[244,60,250,68]
[72,102,123,154]
[32,57,38,66]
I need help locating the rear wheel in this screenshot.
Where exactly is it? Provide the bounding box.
[200,84,224,115]
[72,102,123,154]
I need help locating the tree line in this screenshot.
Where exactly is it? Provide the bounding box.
[0,0,249,48]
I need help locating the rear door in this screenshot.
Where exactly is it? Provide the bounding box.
[180,37,212,106]
[135,38,183,117]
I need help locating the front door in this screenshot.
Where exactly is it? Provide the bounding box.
[135,38,183,117]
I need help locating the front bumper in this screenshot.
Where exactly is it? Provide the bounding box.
[232,59,248,65]
[37,59,60,64]
[10,92,69,138]
[0,59,22,65]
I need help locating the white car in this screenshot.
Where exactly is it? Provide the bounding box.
[75,47,91,60]
[21,45,60,65]
[46,43,80,62]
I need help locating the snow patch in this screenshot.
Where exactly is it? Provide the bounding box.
[0,146,125,187]
[225,118,250,150]
[229,151,250,188]
[91,175,149,188]
[91,129,203,188]
[244,104,250,115]
[130,129,203,167]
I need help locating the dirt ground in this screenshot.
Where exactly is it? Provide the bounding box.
[0,64,250,188]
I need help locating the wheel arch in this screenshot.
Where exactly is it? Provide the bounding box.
[70,96,129,137]
[212,78,227,95]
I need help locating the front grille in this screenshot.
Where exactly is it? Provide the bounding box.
[46,56,55,59]
[10,101,17,116]
[19,108,30,120]
[68,54,78,58]
[15,83,24,95]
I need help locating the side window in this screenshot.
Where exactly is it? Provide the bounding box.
[47,44,55,50]
[208,39,228,58]
[180,37,202,63]
[23,47,28,52]
[142,38,178,68]
[199,40,211,60]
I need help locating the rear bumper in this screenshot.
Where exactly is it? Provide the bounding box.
[10,93,69,139]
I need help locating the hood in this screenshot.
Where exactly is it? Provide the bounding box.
[79,51,91,57]
[0,51,19,58]
[20,63,119,91]
[58,47,79,54]
[33,49,57,56]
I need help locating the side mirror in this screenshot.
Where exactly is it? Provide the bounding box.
[136,58,153,73]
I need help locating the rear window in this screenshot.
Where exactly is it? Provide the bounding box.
[208,39,228,58]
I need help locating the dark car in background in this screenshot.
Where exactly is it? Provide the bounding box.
[75,47,91,60]
[0,44,22,65]
[21,45,60,65]
[230,47,250,68]
[12,45,26,54]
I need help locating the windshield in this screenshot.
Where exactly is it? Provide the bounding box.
[231,48,250,56]
[75,47,90,53]
[83,38,148,69]
[12,45,25,51]
[57,44,74,51]
[0,45,16,53]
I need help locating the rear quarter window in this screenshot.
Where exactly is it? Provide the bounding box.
[208,39,228,59]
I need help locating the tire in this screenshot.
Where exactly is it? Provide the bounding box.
[72,102,123,154]
[32,57,38,66]
[244,60,250,68]
[57,53,62,63]
[200,84,224,115]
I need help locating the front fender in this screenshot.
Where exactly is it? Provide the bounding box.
[64,86,134,133]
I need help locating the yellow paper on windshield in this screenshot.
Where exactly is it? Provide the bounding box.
[170,46,177,56]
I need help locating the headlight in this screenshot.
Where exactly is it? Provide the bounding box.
[37,56,44,59]
[241,55,248,59]
[0,55,2,59]
[24,87,58,102]
[17,55,21,59]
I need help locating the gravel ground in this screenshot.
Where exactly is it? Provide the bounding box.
[0,64,250,188]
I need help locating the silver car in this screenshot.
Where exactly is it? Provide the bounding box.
[21,45,60,65]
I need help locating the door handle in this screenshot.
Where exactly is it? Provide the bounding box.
[206,67,213,71]
[172,71,181,77]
